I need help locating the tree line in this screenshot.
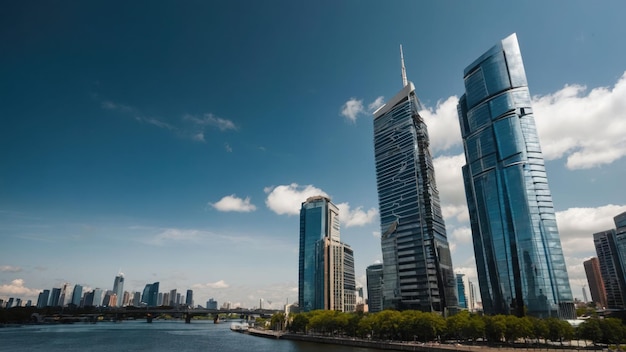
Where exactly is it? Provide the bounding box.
[265,310,626,346]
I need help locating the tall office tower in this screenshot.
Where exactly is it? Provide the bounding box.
[83,291,94,307]
[132,292,141,306]
[186,290,193,307]
[141,284,152,305]
[149,283,160,306]
[50,288,61,307]
[468,281,476,312]
[169,289,177,306]
[366,263,384,313]
[594,213,626,310]
[37,289,50,309]
[584,257,608,308]
[113,273,125,307]
[71,284,83,307]
[343,245,357,312]
[457,33,574,318]
[92,288,103,307]
[298,196,356,312]
[59,283,71,307]
[373,46,458,313]
[457,274,468,309]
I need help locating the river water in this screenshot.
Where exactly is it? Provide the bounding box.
[0,320,386,352]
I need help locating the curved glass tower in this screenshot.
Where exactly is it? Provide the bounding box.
[457,33,574,318]
[372,48,458,313]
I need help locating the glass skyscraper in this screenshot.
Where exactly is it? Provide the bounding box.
[113,273,124,307]
[593,211,626,309]
[366,263,383,313]
[372,47,457,313]
[298,196,355,312]
[457,33,574,318]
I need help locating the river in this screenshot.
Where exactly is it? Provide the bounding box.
[0,320,387,352]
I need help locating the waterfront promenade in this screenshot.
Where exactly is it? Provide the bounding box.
[243,328,605,352]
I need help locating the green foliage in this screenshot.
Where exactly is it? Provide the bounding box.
[270,312,286,331]
[288,313,308,333]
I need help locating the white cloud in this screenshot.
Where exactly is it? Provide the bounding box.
[557,204,626,256]
[0,279,41,299]
[264,183,328,215]
[341,96,385,122]
[340,98,364,122]
[211,195,257,213]
[533,71,626,169]
[433,153,468,220]
[368,96,385,111]
[0,265,22,273]
[193,280,230,289]
[451,226,472,245]
[372,231,381,238]
[142,228,205,246]
[336,203,378,228]
[419,96,463,153]
[224,143,233,152]
[185,113,237,131]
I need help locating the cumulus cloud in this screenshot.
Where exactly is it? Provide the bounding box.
[556,204,626,256]
[264,183,328,215]
[0,265,22,273]
[368,96,385,111]
[0,279,41,298]
[450,226,472,245]
[341,96,386,122]
[142,228,206,246]
[433,153,468,222]
[336,203,378,228]
[340,98,364,122]
[211,195,257,213]
[532,72,626,169]
[419,96,463,153]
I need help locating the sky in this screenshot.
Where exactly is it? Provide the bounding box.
[1,0,625,309]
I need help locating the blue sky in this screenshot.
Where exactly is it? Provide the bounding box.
[2,1,625,309]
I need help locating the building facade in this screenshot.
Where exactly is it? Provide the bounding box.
[366,263,384,313]
[593,212,626,309]
[457,274,467,309]
[457,33,574,318]
[584,257,608,308]
[298,196,356,312]
[372,47,458,313]
[113,274,124,307]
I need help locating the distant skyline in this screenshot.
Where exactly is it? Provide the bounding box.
[2,1,626,309]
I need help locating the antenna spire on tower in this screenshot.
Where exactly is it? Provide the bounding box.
[400,44,408,87]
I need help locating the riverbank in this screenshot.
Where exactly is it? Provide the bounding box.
[242,328,605,352]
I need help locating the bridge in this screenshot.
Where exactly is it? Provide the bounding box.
[30,307,283,324]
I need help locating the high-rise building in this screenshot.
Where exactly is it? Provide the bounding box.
[142,284,152,305]
[206,298,218,310]
[366,263,383,313]
[468,280,476,312]
[584,257,608,308]
[50,288,61,307]
[457,33,574,318]
[169,289,177,306]
[593,213,626,310]
[298,196,356,312]
[92,288,103,307]
[113,273,124,307]
[71,284,83,307]
[37,290,50,309]
[186,290,193,307]
[457,274,467,309]
[372,46,458,313]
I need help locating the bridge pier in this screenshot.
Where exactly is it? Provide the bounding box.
[185,313,192,324]
[146,314,153,323]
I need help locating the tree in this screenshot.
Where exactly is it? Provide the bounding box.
[270,312,286,331]
[465,313,485,343]
[577,318,602,345]
[484,315,506,343]
[446,310,470,341]
[599,318,626,345]
[289,313,309,333]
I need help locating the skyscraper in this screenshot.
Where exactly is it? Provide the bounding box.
[366,263,383,313]
[584,257,608,308]
[37,289,50,308]
[457,274,467,309]
[71,284,83,307]
[298,196,356,312]
[186,289,193,307]
[457,33,574,318]
[593,212,626,309]
[113,273,124,307]
[372,46,457,313]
